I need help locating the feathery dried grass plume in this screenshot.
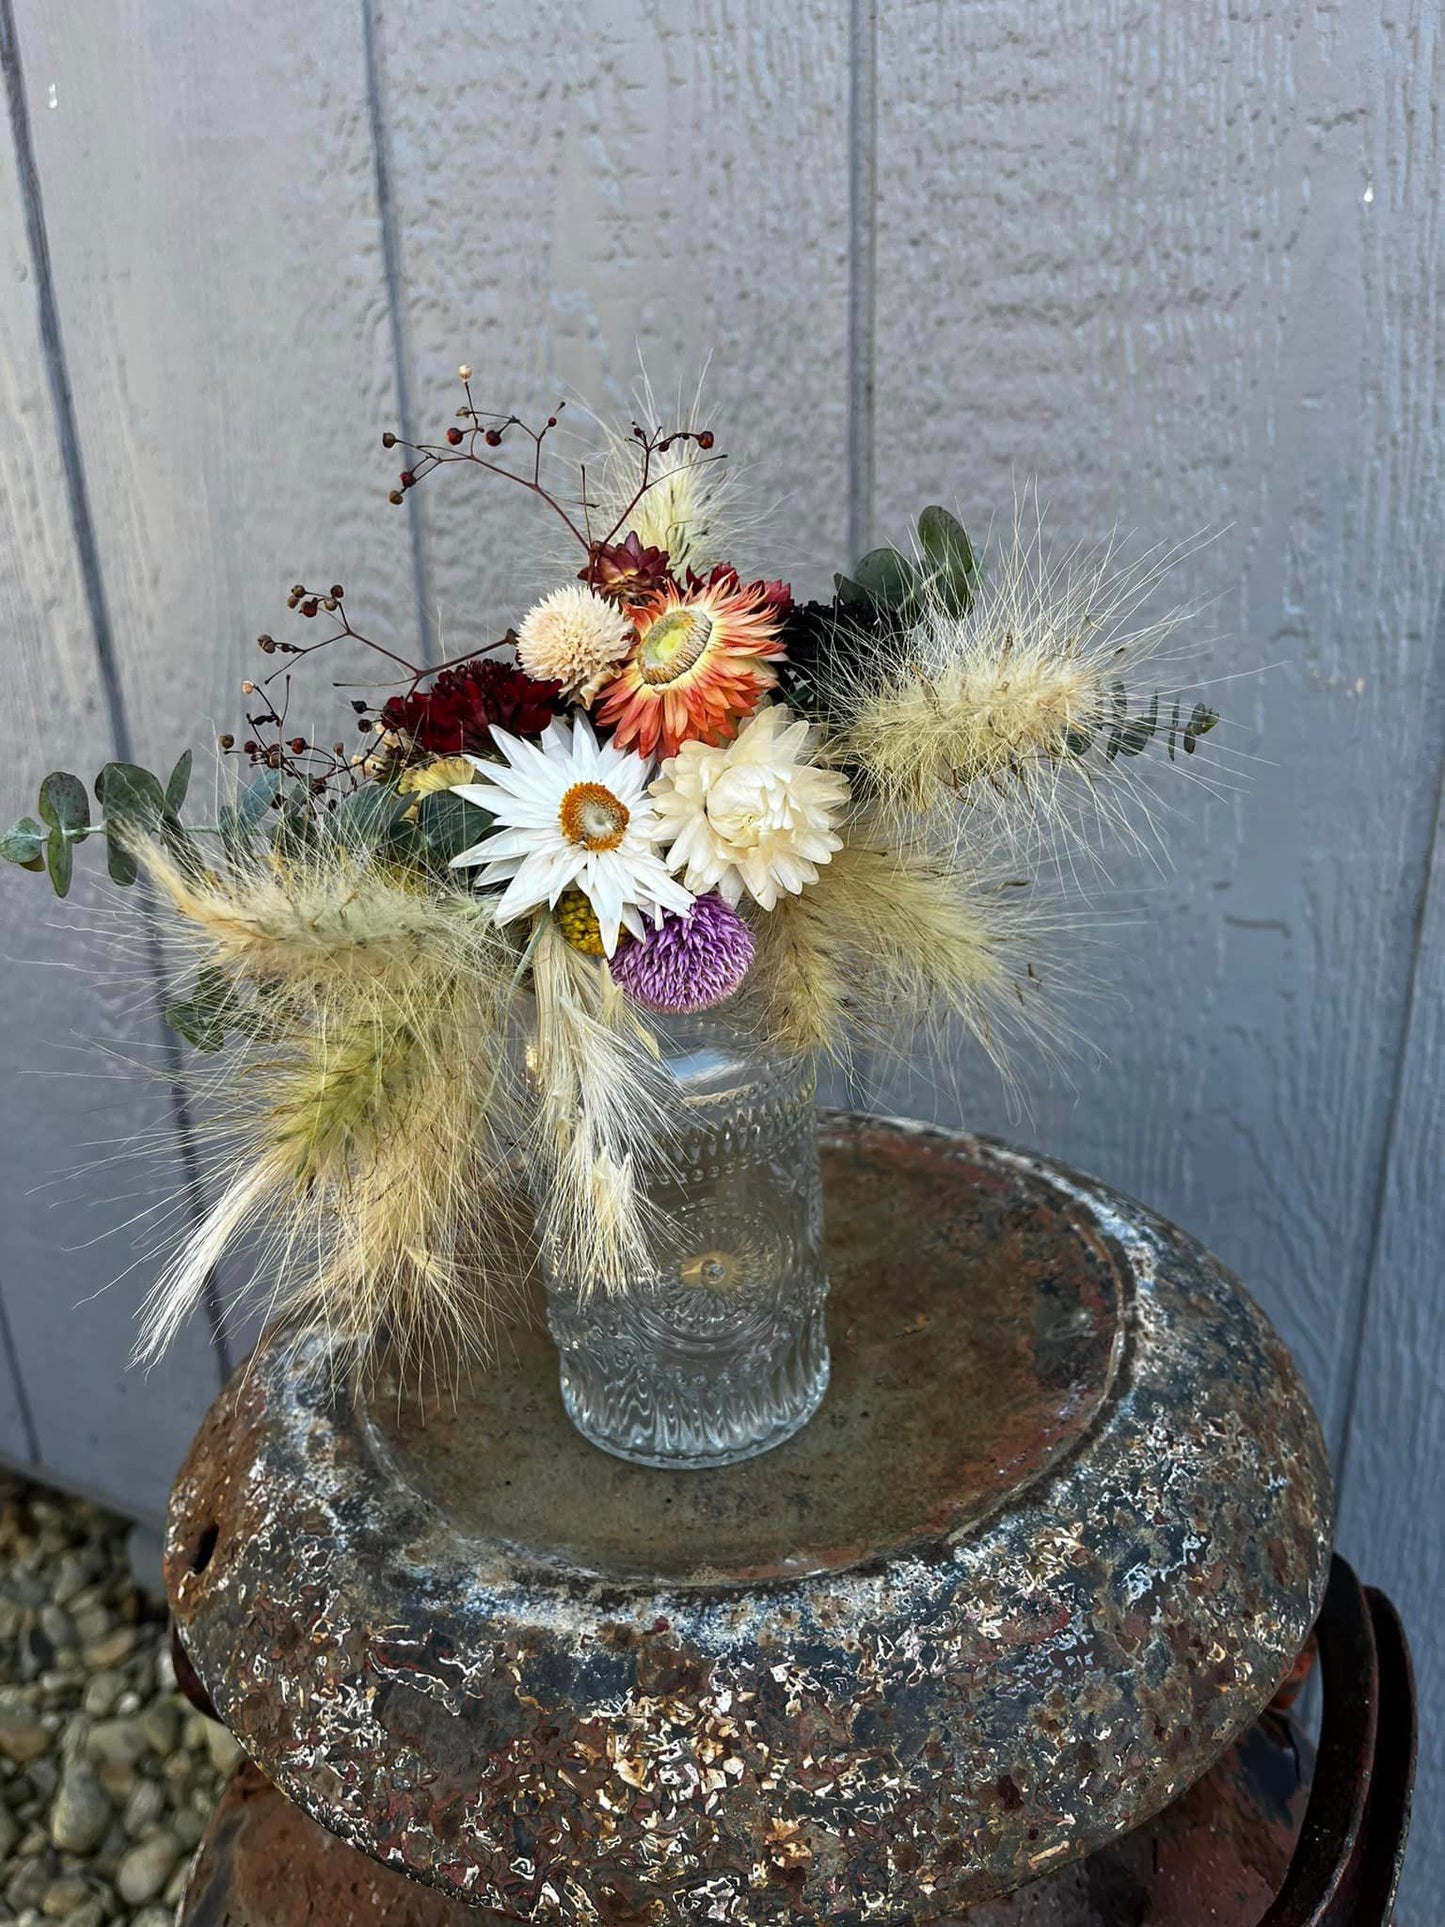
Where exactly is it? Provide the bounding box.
[132,837,532,1375]
[527,917,677,1295]
[820,510,1202,840]
[749,824,1048,1075]
[588,370,757,578]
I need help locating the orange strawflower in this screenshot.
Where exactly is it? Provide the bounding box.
[595,568,790,760]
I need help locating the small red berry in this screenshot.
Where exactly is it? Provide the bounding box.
[289,737,307,754]
[446,426,463,446]
[300,598,319,618]
[330,584,345,600]
[697,430,715,450]
[399,470,415,488]
[243,740,258,755]
[484,429,502,447]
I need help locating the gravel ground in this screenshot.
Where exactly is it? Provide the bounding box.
[0,1475,236,1927]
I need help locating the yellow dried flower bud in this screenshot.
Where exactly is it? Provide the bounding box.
[397,755,475,798]
[556,888,605,956]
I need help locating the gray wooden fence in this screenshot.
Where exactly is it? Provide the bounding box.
[0,0,1440,1916]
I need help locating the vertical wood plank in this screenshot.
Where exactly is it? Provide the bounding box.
[376,0,853,628]
[0,0,221,1510]
[1334,605,1445,1927]
[869,0,1445,1447]
[2,0,419,1514]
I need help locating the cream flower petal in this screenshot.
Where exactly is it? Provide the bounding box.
[649,703,849,912]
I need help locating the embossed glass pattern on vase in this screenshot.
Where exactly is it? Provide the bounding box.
[542,1009,830,1468]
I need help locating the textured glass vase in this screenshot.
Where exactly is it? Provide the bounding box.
[541,1008,830,1469]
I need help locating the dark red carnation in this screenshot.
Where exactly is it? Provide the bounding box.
[381,651,563,756]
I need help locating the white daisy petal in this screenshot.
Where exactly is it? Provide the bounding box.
[453,711,693,946]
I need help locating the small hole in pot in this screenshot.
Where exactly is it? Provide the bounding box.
[188,1521,219,1576]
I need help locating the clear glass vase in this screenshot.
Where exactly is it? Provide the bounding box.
[540,1008,830,1469]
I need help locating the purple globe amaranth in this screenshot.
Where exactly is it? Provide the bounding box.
[610,893,755,1013]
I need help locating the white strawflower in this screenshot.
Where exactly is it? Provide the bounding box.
[449,715,692,956]
[516,585,634,704]
[650,704,851,912]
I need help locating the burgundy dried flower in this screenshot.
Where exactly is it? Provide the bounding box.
[380,652,563,757]
[583,531,676,608]
[610,893,755,1013]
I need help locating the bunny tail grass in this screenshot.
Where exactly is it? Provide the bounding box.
[822,511,1197,838]
[130,834,531,1376]
[528,916,677,1297]
[751,831,1049,1074]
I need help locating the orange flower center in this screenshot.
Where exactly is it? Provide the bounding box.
[558,781,630,851]
[637,606,715,687]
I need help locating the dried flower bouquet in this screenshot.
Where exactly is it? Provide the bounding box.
[2,374,1217,1371]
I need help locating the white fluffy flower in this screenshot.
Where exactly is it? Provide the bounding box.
[650,704,850,911]
[516,585,634,704]
[449,715,693,955]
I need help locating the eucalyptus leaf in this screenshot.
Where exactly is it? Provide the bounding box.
[334,782,414,849]
[218,770,282,849]
[1184,702,1219,753]
[165,999,226,1053]
[165,749,193,814]
[37,772,90,835]
[416,789,496,866]
[96,762,166,824]
[1116,692,1159,757]
[45,827,74,897]
[853,548,919,613]
[104,832,138,887]
[0,817,46,872]
[917,506,979,616]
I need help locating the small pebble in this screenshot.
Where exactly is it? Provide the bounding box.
[0,1484,228,1920]
[0,1689,50,1764]
[115,1827,180,1904]
[121,1776,165,1836]
[68,1607,110,1648]
[82,1628,136,1672]
[204,1721,242,1775]
[84,1719,147,1768]
[40,1873,92,1916]
[37,1607,76,1653]
[79,1674,122,1720]
[137,1701,178,1757]
[49,1762,111,1855]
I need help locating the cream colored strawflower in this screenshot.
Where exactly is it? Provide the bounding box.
[651,703,851,911]
[516,585,634,703]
